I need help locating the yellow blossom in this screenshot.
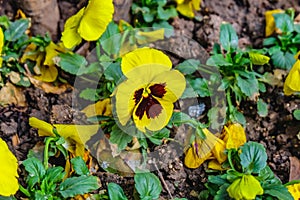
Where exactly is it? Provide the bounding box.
[223,123,247,149]
[287,183,300,200]
[114,47,185,132]
[265,9,284,37]
[176,0,201,18]
[29,117,99,157]
[21,42,67,82]
[227,174,263,200]
[184,128,221,169]
[0,138,19,196]
[284,51,300,96]
[81,98,112,118]
[61,0,114,49]
[208,123,246,170]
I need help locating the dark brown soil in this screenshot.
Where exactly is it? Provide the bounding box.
[0,0,299,199]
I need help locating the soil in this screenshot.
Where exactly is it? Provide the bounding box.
[0,0,300,199]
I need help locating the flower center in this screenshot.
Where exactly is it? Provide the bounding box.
[133,83,167,120]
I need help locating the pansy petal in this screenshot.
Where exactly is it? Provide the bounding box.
[61,8,84,49]
[223,123,247,149]
[284,60,300,95]
[44,42,66,66]
[0,138,18,196]
[121,48,172,77]
[145,99,174,132]
[212,138,227,164]
[192,0,201,11]
[34,65,58,82]
[177,1,194,18]
[184,145,212,169]
[115,79,146,125]
[29,117,55,137]
[0,27,3,54]
[152,69,186,102]
[208,159,224,171]
[287,183,300,200]
[265,9,284,37]
[78,0,114,41]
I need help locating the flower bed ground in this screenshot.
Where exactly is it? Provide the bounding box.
[0,0,299,199]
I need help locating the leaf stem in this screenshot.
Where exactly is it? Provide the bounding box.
[19,184,30,197]
[227,150,236,171]
[44,137,56,170]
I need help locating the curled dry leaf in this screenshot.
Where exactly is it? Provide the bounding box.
[27,75,72,94]
[0,82,26,106]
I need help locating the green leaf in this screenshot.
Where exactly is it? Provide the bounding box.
[168,112,192,127]
[190,78,211,97]
[0,15,10,29]
[4,19,29,41]
[258,166,281,185]
[257,99,268,117]
[249,52,270,65]
[206,54,233,67]
[271,51,295,70]
[44,166,65,184]
[79,88,100,101]
[220,23,238,51]
[208,175,228,185]
[147,128,170,145]
[263,37,278,46]
[99,22,121,56]
[153,21,174,38]
[273,13,294,33]
[110,124,133,151]
[104,62,123,83]
[175,59,200,75]
[134,172,162,200]
[107,183,128,200]
[59,176,99,198]
[71,156,89,176]
[157,6,177,20]
[22,157,46,189]
[236,74,259,97]
[263,184,294,200]
[58,53,88,75]
[240,141,267,173]
[214,183,231,200]
[293,109,300,120]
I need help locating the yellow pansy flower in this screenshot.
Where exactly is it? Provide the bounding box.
[21,42,67,82]
[184,128,222,169]
[208,123,246,170]
[223,123,247,149]
[0,138,19,196]
[0,27,4,67]
[287,183,300,200]
[29,117,99,157]
[284,52,300,96]
[114,47,185,132]
[227,174,263,200]
[82,98,112,118]
[265,9,284,37]
[61,0,114,49]
[176,0,201,18]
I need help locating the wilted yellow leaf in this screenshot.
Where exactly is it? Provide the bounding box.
[249,52,270,65]
[27,75,72,94]
[29,117,99,157]
[0,82,26,106]
[81,98,112,118]
[265,9,284,37]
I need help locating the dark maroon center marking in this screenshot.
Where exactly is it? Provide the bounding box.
[134,88,144,105]
[149,83,166,98]
[135,95,163,120]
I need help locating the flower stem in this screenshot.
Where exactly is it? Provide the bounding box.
[44,137,55,170]
[19,184,30,197]
[228,149,236,171]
